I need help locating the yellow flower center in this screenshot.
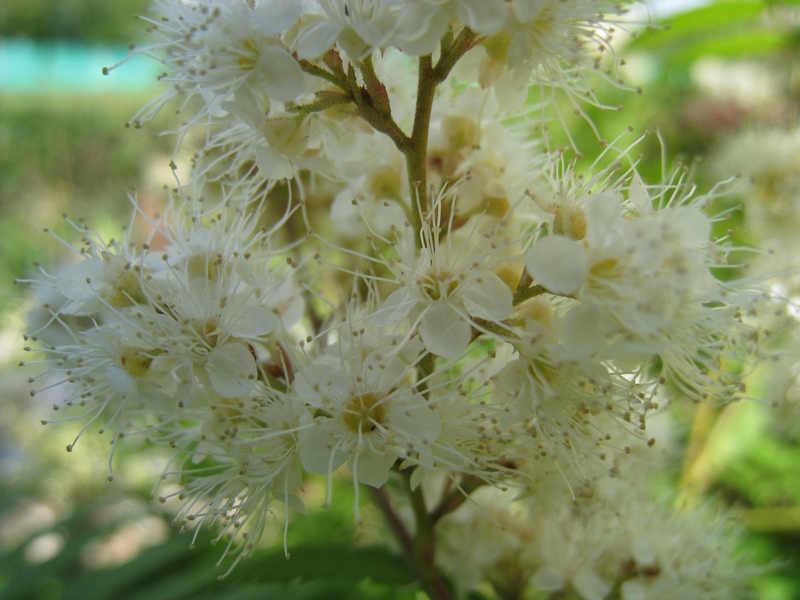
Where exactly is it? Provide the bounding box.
[120,349,153,378]
[237,39,258,71]
[343,392,386,433]
[421,273,459,302]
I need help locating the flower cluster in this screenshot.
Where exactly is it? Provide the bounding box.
[21,0,773,596]
[436,447,751,600]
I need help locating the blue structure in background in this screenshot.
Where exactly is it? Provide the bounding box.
[0,39,160,92]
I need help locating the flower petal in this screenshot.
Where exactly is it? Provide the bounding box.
[373,287,416,326]
[228,304,277,338]
[253,146,295,180]
[420,303,471,358]
[525,235,587,295]
[257,46,305,102]
[206,342,256,398]
[294,365,349,408]
[299,418,348,475]
[456,0,506,36]
[56,258,105,301]
[461,270,513,321]
[295,20,342,60]
[561,303,607,358]
[350,449,396,487]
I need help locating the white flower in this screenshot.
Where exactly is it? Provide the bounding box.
[492,315,651,469]
[55,252,146,316]
[294,0,398,60]
[425,86,543,219]
[123,0,304,127]
[27,327,166,463]
[393,0,507,56]
[709,126,800,276]
[373,194,514,358]
[293,351,441,489]
[524,169,763,404]
[459,0,630,113]
[161,383,306,572]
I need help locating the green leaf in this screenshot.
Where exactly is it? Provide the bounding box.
[0,527,109,600]
[631,1,766,51]
[58,534,214,600]
[227,544,417,586]
[626,1,787,67]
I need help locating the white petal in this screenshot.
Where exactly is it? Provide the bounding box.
[373,287,416,326]
[530,566,565,591]
[57,258,105,301]
[561,303,608,358]
[395,6,449,56]
[222,86,268,130]
[627,173,651,213]
[104,366,138,400]
[228,304,277,337]
[175,363,197,408]
[670,205,711,245]
[363,352,406,391]
[620,580,648,600]
[461,270,513,321]
[525,236,587,295]
[572,567,611,600]
[585,192,626,247]
[206,343,256,398]
[299,418,347,474]
[257,46,305,101]
[386,398,441,443]
[352,14,398,48]
[630,539,658,567]
[294,365,349,407]
[408,466,425,490]
[253,146,295,180]
[420,303,471,358]
[350,449,396,487]
[456,0,506,36]
[255,0,302,35]
[295,20,342,60]
[184,277,216,318]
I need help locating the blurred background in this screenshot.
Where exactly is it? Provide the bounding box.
[2,1,800,599]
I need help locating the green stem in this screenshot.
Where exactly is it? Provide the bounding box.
[428,474,485,525]
[403,28,480,246]
[416,351,436,398]
[368,486,414,557]
[297,58,348,89]
[471,318,516,342]
[513,283,548,305]
[403,471,455,600]
[348,63,410,151]
[286,91,352,115]
[432,27,479,82]
[405,54,436,240]
[369,477,454,600]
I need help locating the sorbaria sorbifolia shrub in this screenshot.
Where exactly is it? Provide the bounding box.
[20,2,779,598]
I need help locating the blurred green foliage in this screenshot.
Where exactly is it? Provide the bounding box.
[0,481,420,600]
[0,93,173,316]
[0,0,147,43]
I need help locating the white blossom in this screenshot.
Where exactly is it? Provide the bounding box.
[120,0,305,127]
[293,351,441,489]
[294,0,398,60]
[373,193,515,358]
